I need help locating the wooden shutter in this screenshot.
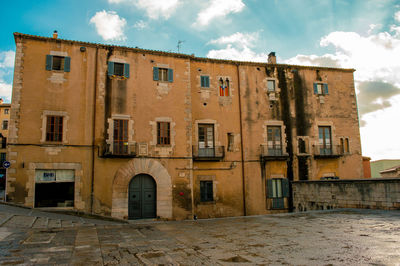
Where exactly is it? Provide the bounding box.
[323,83,329,94]
[46,55,53,70]
[168,68,173,82]
[124,63,130,78]
[206,76,210,87]
[153,67,159,81]
[267,179,273,198]
[108,62,114,76]
[313,83,318,94]
[64,57,71,72]
[282,178,289,197]
[201,76,205,87]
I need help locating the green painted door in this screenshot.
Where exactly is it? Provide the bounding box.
[128,174,156,219]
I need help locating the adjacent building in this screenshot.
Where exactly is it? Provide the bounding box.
[0,99,10,200]
[6,32,364,220]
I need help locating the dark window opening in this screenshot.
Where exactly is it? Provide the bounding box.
[52,56,65,71]
[2,120,8,130]
[200,181,213,202]
[298,138,306,153]
[35,182,74,207]
[114,62,124,76]
[4,109,9,114]
[157,122,170,145]
[227,133,234,152]
[46,116,63,142]
[1,137,6,149]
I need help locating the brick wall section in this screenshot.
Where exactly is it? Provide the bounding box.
[292,179,400,211]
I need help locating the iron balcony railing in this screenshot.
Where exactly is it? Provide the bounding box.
[193,145,225,161]
[260,144,288,159]
[102,142,137,158]
[313,144,343,157]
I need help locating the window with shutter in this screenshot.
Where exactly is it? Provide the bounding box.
[157,122,170,145]
[108,62,130,78]
[45,55,70,72]
[313,82,329,95]
[200,180,213,202]
[201,76,210,88]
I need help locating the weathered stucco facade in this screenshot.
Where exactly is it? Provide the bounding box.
[7,33,363,220]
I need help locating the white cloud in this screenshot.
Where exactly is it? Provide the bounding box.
[0,81,12,102]
[194,0,245,27]
[395,11,400,22]
[360,95,400,160]
[108,0,180,20]
[206,32,268,62]
[133,20,148,30]
[90,10,127,41]
[0,51,15,68]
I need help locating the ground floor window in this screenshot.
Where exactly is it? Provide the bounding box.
[200,180,213,202]
[267,178,289,209]
[34,169,75,207]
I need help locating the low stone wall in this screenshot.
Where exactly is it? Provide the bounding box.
[292,178,400,211]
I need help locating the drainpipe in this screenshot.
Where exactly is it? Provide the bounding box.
[236,63,247,216]
[90,46,99,213]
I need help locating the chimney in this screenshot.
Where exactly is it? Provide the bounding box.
[53,30,58,39]
[268,52,276,64]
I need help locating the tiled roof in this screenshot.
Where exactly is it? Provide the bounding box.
[14,32,355,72]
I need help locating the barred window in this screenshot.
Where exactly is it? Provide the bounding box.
[46,116,63,142]
[157,122,170,145]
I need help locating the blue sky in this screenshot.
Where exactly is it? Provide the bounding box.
[1,0,400,161]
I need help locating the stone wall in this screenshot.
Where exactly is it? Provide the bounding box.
[292,179,400,211]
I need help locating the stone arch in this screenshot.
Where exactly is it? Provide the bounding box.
[111,158,172,219]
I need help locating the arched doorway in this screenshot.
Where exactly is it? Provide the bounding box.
[128,174,156,219]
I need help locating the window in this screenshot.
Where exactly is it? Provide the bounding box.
[0,153,6,163]
[200,180,213,202]
[153,67,173,82]
[113,119,128,155]
[267,178,289,209]
[198,124,214,156]
[4,109,9,114]
[46,116,63,142]
[267,126,282,156]
[157,122,170,145]
[219,78,230,96]
[108,62,130,78]
[2,120,8,130]
[201,75,210,88]
[1,137,6,148]
[318,126,332,155]
[340,137,350,154]
[313,82,329,95]
[267,80,276,92]
[227,133,234,152]
[46,55,71,72]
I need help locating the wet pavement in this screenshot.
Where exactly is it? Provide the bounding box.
[0,204,400,265]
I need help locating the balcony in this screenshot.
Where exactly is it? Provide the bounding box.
[260,144,289,161]
[193,146,225,161]
[101,142,137,158]
[313,144,343,158]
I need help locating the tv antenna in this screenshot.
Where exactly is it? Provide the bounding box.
[177,40,185,53]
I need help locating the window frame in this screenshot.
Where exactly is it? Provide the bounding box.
[2,120,8,130]
[46,55,70,72]
[200,180,214,202]
[219,78,230,96]
[267,79,276,92]
[153,67,173,82]
[157,121,171,146]
[107,61,130,78]
[113,119,129,155]
[4,109,9,115]
[267,126,282,156]
[318,126,332,155]
[200,75,210,88]
[45,115,64,142]
[313,82,329,95]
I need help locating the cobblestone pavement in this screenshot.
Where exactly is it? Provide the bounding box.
[1,204,400,265]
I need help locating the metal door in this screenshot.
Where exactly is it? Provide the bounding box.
[128,174,156,219]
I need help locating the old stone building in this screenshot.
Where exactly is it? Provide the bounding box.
[6,32,363,220]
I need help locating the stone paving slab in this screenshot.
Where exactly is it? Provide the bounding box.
[0,206,400,265]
